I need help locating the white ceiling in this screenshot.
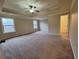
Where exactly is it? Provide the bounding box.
[0,0,72,19]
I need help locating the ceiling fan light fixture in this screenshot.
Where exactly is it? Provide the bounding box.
[29,9,34,13]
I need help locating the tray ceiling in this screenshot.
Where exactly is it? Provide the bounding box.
[1,0,72,19]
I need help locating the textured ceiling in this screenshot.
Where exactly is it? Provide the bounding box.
[1,0,72,19]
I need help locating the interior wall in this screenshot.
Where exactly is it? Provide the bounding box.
[0,0,5,11]
[69,0,78,59]
[40,19,48,32]
[48,15,60,35]
[0,17,34,40]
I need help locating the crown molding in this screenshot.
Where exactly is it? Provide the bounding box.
[0,12,30,19]
[38,8,69,17]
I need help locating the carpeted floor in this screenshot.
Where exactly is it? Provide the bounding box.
[0,31,74,59]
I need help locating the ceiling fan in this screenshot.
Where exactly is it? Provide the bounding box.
[25,5,40,13]
[2,4,40,15]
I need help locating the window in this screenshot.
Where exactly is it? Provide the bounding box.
[1,18,16,33]
[33,20,38,29]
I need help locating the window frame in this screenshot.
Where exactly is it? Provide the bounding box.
[1,18,16,34]
[33,20,38,29]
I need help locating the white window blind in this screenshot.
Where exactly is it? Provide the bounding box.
[1,18,16,33]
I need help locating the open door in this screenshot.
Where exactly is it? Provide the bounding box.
[60,14,69,36]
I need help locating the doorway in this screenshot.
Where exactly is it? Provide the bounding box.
[60,14,69,36]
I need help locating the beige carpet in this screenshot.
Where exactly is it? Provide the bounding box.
[0,31,74,59]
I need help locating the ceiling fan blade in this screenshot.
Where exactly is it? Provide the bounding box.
[34,6,36,8]
[29,5,33,9]
[35,10,40,12]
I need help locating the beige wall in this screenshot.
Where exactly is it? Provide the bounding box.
[40,19,48,32]
[0,0,5,11]
[48,15,60,35]
[69,0,78,59]
[0,17,33,40]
